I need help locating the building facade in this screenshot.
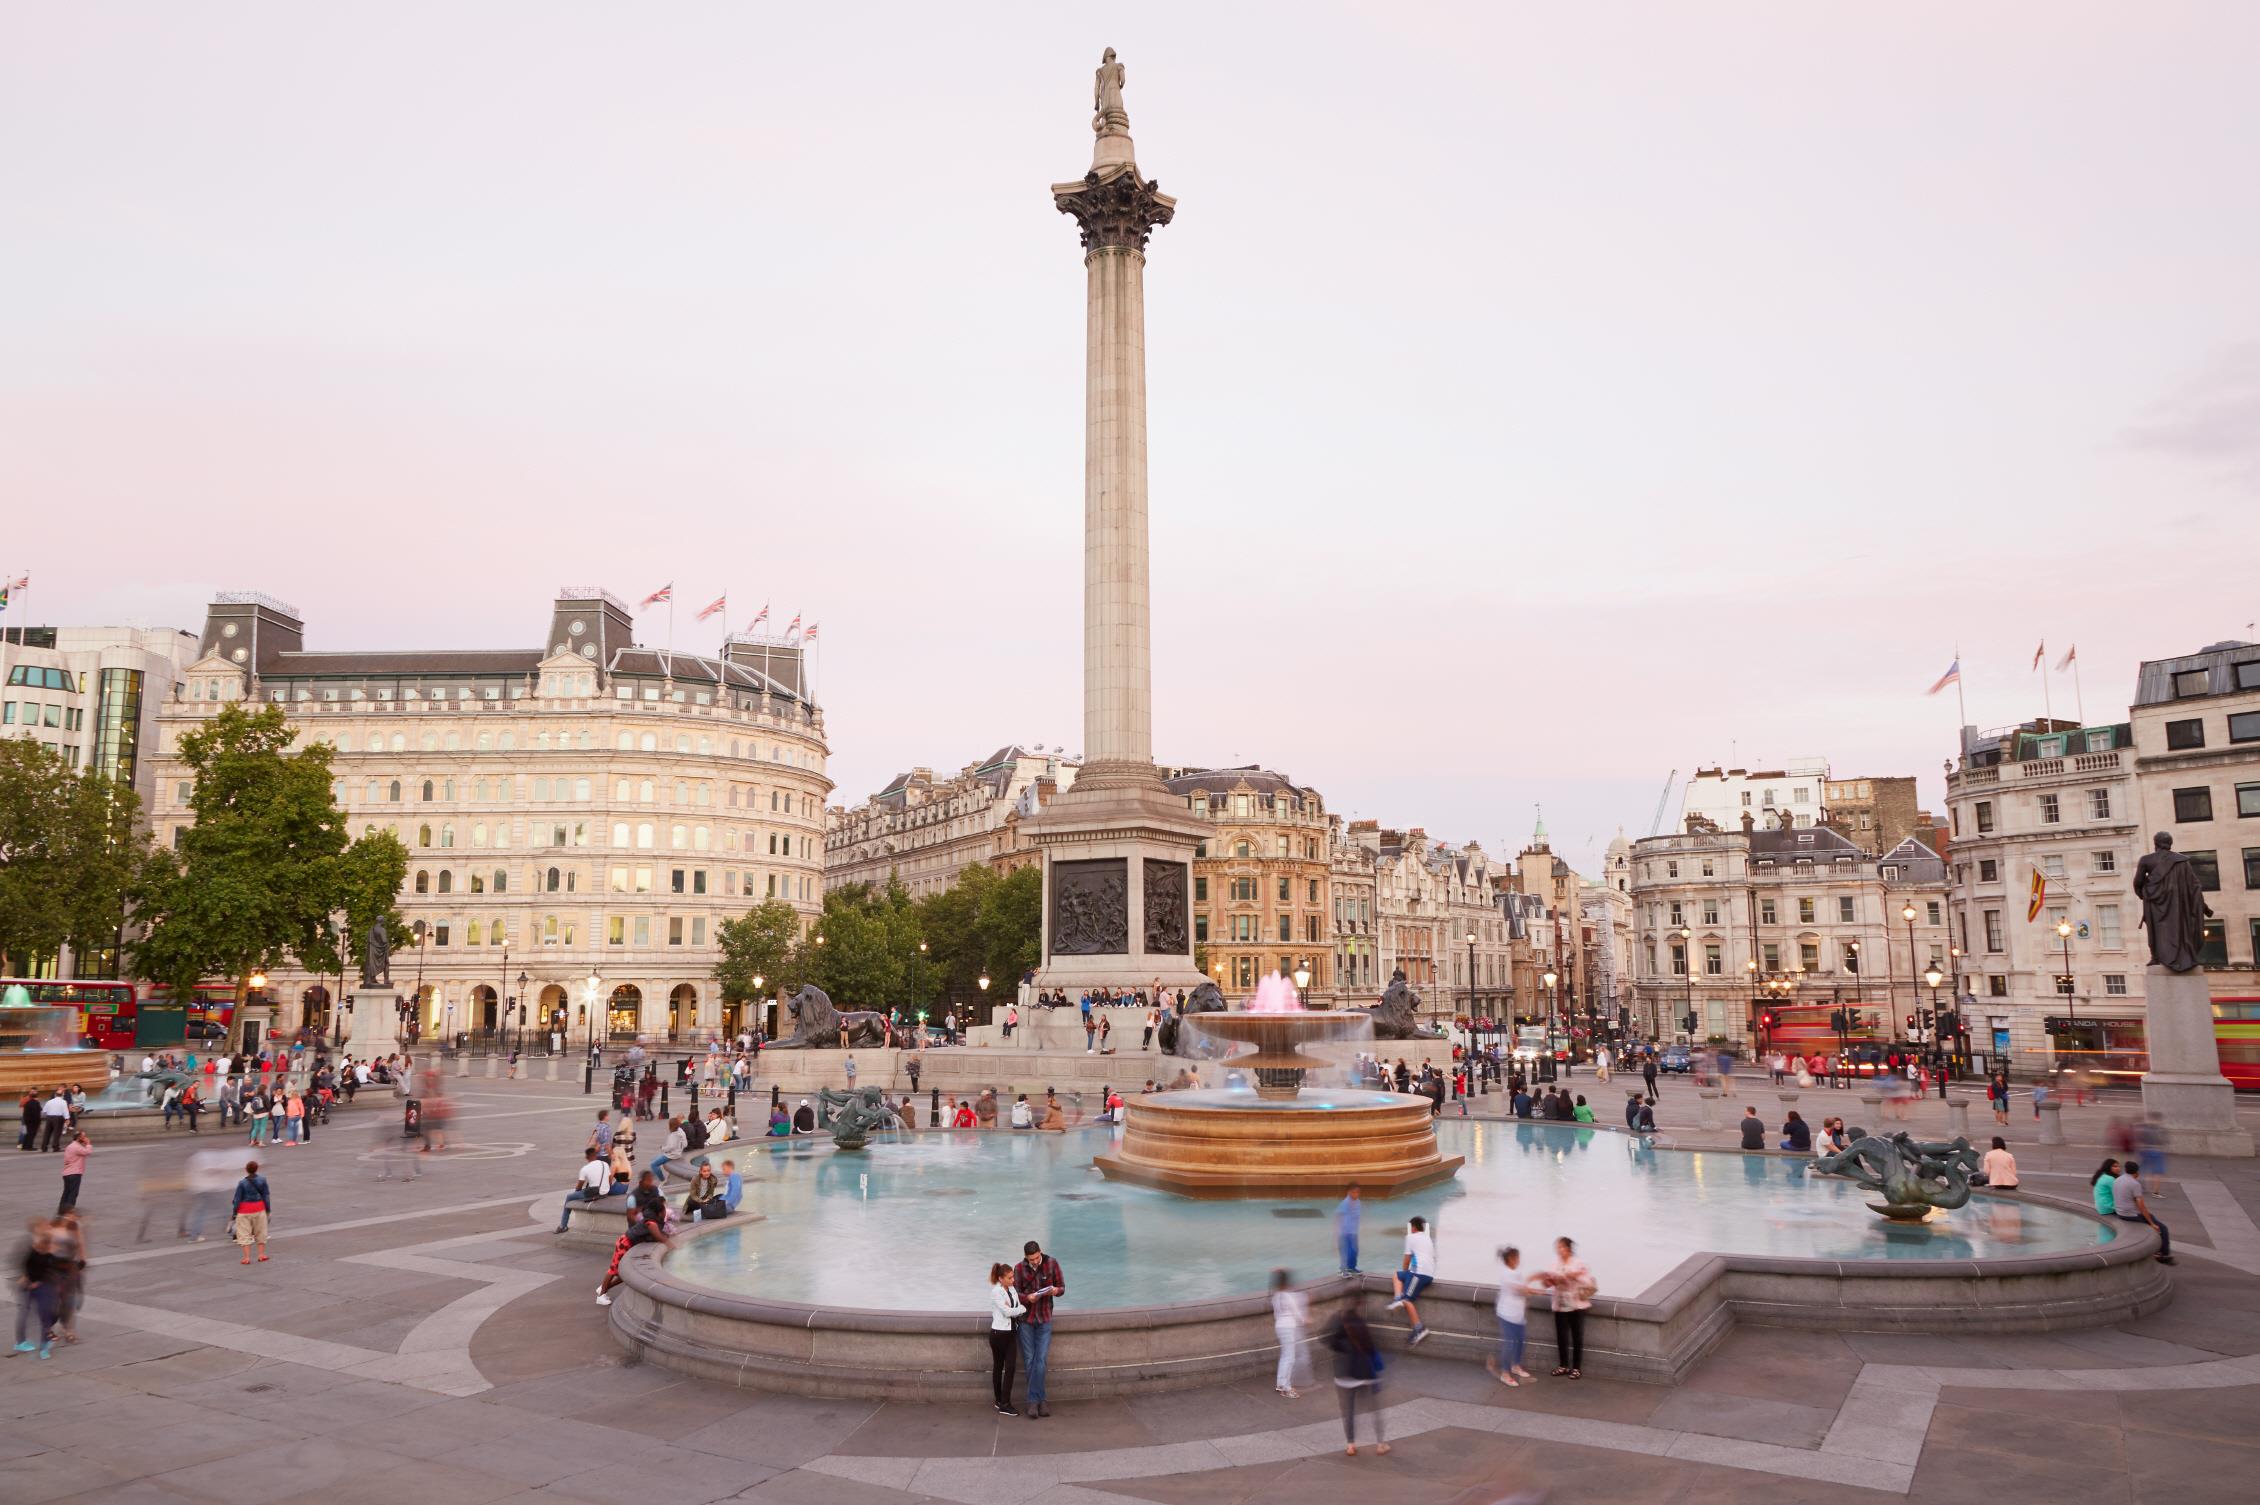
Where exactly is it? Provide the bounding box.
[1165,768,1333,998]
[2130,640,2260,991]
[1680,758,1829,833]
[1631,822,1949,1053]
[1327,819,1379,1007]
[149,590,832,1043]
[1943,718,2141,1073]
[1823,774,1932,855]
[826,746,1078,898]
[2,623,201,977]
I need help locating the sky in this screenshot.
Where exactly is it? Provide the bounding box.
[5,3,2258,877]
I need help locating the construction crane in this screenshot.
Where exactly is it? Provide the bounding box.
[1647,769,1678,837]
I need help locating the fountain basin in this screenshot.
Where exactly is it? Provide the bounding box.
[1093,1088,1462,1196]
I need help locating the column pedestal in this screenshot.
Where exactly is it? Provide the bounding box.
[344,988,401,1061]
[2140,965,2254,1156]
[1026,780,1209,994]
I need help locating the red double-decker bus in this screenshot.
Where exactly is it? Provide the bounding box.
[0,978,142,1049]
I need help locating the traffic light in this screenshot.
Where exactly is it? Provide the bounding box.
[1682,1011,1697,1034]
[1905,1014,1916,1033]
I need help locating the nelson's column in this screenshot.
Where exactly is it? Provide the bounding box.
[1025,49,1210,996]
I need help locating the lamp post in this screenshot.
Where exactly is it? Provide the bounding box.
[750,974,765,1043]
[583,970,601,1089]
[496,942,510,1055]
[1542,967,1559,1082]
[1675,926,1693,1044]
[411,920,429,1043]
[515,968,528,1059]
[1464,930,1477,1031]
[1925,965,1947,1097]
[1900,901,1918,1027]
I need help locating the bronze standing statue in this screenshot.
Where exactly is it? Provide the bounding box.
[2133,832,2210,973]
[361,914,392,989]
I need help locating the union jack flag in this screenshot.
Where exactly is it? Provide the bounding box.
[641,583,673,608]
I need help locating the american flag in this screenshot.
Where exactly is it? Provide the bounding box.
[641,584,673,608]
[695,593,727,621]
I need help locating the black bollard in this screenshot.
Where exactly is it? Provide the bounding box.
[771,1083,781,1113]
[930,1086,940,1127]
[660,1081,670,1120]
[726,1082,737,1120]
[690,1080,700,1113]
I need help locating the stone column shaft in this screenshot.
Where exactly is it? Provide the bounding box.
[1084,244,1152,773]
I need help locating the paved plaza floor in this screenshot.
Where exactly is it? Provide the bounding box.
[6,1070,2259,1504]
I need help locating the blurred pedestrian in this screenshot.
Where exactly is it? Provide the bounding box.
[1327,1293,1389,1456]
[57,1129,90,1215]
[231,1159,272,1264]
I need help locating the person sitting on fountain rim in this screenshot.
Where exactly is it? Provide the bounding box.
[2111,1163,2173,1263]
[1738,1106,1766,1150]
[1980,1136,2019,1190]
[1780,1110,1811,1153]
[1385,1215,1435,1344]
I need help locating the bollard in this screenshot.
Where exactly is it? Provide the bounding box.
[660,1081,670,1120]
[1697,1089,1723,1131]
[455,1052,470,1078]
[483,1056,500,1079]
[543,1056,559,1082]
[930,1086,941,1127]
[2036,1098,2065,1146]
[1946,1098,1970,1137]
[771,1084,781,1113]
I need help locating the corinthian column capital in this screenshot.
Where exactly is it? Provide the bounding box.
[1054,167,1176,254]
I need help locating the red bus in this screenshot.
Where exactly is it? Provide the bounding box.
[0,978,141,1049]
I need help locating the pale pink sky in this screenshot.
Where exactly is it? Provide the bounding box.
[5,4,2257,874]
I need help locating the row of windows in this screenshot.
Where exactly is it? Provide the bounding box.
[1964,849,2121,886]
[1193,876,1325,905]
[1194,913,1328,944]
[389,912,722,950]
[1963,786,2116,835]
[2,702,81,730]
[5,666,81,690]
[2165,659,2260,700]
[1659,940,1948,977]
[1192,835,1326,860]
[2163,711,2260,749]
[2171,784,2260,823]
[338,774,815,818]
[190,716,822,769]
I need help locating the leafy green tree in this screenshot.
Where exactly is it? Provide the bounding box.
[129,702,386,1050]
[906,862,1041,1017]
[714,899,802,1006]
[0,739,142,975]
[974,864,1042,994]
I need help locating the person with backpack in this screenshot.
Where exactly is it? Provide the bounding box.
[231,1160,273,1265]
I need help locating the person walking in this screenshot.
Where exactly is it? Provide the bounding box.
[843,1053,857,1093]
[987,1261,1025,1416]
[1536,1236,1594,1378]
[1010,1238,1065,1418]
[57,1130,90,1215]
[1326,1293,1389,1457]
[2111,1164,2175,1263]
[1335,1185,1362,1274]
[1385,1214,1435,1345]
[1271,1269,1310,1397]
[49,1213,85,1346]
[1487,1245,1533,1385]
[12,1219,62,1358]
[231,1159,272,1264]
[1641,1056,1659,1099]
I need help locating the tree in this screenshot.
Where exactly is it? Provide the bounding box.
[129,702,390,1050]
[0,739,142,975]
[714,900,801,1006]
[909,862,1042,1016]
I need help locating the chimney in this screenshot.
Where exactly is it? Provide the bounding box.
[1741,811,1756,833]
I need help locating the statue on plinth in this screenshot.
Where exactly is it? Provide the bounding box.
[1093,46,1129,136]
[2134,832,2211,973]
[361,915,391,989]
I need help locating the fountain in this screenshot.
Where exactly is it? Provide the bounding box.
[1092,973,1464,1197]
[0,1000,110,1098]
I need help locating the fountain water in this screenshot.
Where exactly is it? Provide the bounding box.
[1092,973,1463,1196]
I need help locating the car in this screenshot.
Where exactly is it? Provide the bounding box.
[1658,1046,1696,1074]
[185,1018,229,1043]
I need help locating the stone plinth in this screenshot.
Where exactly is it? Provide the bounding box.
[343,987,402,1061]
[2140,964,2255,1156]
[1026,782,1208,993]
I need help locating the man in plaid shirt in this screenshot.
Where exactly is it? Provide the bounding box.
[1011,1239,1066,1416]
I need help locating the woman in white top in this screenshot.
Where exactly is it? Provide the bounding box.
[1270,1269,1310,1397]
[988,1262,1027,1416]
[1534,1235,1595,1379]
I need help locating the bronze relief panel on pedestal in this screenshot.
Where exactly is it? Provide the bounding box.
[1051,858,1129,956]
[1144,859,1189,956]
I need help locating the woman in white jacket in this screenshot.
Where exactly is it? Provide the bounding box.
[988,1262,1027,1415]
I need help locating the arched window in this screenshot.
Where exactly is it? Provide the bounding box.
[543,915,558,944]
[566,870,578,892]
[493,868,507,893]
[1235,841,1251,858]
[640,733,656,752]
[727,787,738,808]
[422,779,435,801]
[388,779,402,802]
[694,826,710,851]
[444,732,460,751]
[437,870,453,894]
[546,866,561,892]
[617,732,633,751]
[365,780,380,804]
[390,733,406,752]
[499,732,514,750]
[466,920,481,945]
[442,779,454,800]
[471,823,487,848]
[477,732,491,752]
[612,822,630,847]
[730,740,740,758]
[421,733,437,752]
[641,779,655,802]
[418,823,433,847]
[637,822,654,850]
[574,778,590,800]
[562,920,577,946]
[440,824,455,848]
[468,872,484,894]
[537,732,552,750]
[671,824,688,849]
[414,870,430,894]
[614,777,630,801]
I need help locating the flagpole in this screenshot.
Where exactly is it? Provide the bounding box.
[1954,643,1968,742]
[2071,652,2085,728]
[2038,642,2053,727]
